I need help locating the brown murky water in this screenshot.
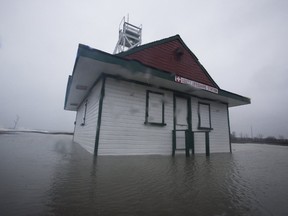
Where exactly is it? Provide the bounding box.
[0,133,288,215]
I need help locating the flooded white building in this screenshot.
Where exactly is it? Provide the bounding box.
[64,33,250,156]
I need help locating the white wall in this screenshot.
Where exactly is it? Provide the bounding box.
[191,98,230,153]
[209,103,230,153]
[98,77,174,155]
[74,77,230,155]
[73,79,103,153]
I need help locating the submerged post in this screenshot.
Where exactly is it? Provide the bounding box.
[172,130,176,156]
[185,130,190,157]
[185,130,194,157]
[205,131,210,156]
[191,131,195,155]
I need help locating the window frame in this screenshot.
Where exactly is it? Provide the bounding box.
[144,90,166,126]
[198,102,212,130]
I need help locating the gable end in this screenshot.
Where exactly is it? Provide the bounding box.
[118,35,219,89]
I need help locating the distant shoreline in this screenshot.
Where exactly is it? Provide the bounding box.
[232,141,288,146]
[231,136,288,146]
[0,130,73,135]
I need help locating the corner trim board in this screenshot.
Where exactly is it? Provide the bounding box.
[94,76,106,155]
[78,74,104,110]
[226,104,232,153]
[172,94,176,156]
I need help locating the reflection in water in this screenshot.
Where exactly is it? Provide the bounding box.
[47,147,265,215]
[1,133,287,215]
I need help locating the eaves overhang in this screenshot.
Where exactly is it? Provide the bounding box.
[64,44,250,111]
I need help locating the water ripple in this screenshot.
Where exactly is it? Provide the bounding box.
[1,135,288,215]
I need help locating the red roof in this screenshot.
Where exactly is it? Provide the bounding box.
[117,35,218,88]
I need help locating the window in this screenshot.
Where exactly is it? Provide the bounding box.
[198,102,212,130]
[81,100,88,126]
[175,96,188,126]
[145,90,166,126]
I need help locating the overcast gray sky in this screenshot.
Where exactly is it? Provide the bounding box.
[0,0,287,137]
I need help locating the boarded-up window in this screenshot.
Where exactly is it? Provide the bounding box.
[145,91,166,126]
[198,103,211,129]
[176,97,187,126]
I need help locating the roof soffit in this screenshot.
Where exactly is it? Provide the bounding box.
[64,43,250,110]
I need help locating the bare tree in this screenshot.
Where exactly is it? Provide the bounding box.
[13,115,20,129]
[257,134,263,139]
[231,131,236,138]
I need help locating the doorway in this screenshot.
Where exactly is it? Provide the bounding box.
[173,95,192,155]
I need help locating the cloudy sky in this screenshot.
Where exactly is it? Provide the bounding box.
[0,0,287,137]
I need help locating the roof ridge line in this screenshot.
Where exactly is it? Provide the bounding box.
[116,34,181,57]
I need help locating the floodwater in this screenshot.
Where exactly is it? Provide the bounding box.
[0,133,288,216]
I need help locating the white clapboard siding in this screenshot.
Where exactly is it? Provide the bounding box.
[199,103,210,128]
[73,80,103,153]
[176,131,186,150]
[194,132,206,153]
[209,103,230,153]
[98,77,174,155]
[175,97,188,126]
[191,98,230,154]
[147,92,163,123]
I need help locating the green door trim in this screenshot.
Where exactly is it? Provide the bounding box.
[173,93,193,156]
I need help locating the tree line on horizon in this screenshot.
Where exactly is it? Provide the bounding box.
[231,132,288,145]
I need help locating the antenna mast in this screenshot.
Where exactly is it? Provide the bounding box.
[113,16,142,54]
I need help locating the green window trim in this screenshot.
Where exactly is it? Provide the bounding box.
[145,90,166,126]
[144,122,167,126]
[198,102,213,130]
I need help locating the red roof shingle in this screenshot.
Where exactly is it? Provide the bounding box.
[118,35,218,88]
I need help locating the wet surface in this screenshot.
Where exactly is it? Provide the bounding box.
[0,133,288,215]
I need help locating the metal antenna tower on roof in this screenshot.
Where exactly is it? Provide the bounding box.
[113,16,142,54]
